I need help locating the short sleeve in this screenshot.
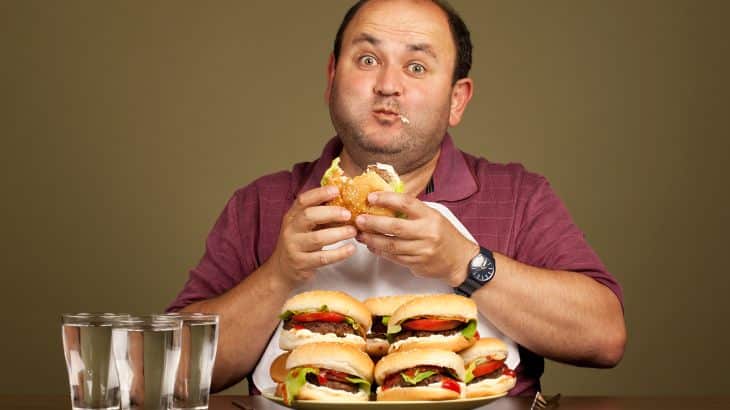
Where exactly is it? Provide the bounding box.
[513,175,623,308]
[166,185,261,312]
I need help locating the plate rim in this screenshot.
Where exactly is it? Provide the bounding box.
[261,386,508,405]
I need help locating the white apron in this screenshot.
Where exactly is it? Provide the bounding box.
[252,202,520,391]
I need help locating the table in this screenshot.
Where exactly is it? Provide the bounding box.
[1,395,728,409]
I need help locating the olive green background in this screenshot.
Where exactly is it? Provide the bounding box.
[2,0,728,397]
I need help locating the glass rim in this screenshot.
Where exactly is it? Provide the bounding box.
[61,313,130,325]
[111,315,182,330]
[154,312,219,323]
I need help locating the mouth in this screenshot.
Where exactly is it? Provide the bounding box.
[372,109,408,125]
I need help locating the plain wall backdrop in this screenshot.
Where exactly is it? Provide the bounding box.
[2,0,729,396]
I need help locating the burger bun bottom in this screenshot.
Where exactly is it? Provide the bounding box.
[376,385,461,401]
[465,375,516,398]
[389,333,475,353]
[297,383,370,402]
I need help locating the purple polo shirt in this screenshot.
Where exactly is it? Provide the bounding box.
[168,134,623,396]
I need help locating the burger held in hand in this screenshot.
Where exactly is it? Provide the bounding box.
[363,294,422,358]
[374,348,465,401]
[277,342,374,404]
[386,294,479,353]
[459,338,517,397]
[321,157,404,225]
[278,290,371,351]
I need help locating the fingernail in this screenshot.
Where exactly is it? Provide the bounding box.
[329,186,339,196]
[342,210,351,220]
[356,215,366,225]
[368,193,377,203]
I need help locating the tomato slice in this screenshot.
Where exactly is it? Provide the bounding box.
[472,360,504,378]
[441,378,461,394]
[402,318,463,331]
[291,312,346,323]
[320,369,351,383]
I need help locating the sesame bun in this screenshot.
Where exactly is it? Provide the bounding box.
[388,332,475,353]
[363,294,424,316]
[388,294,477,334]
[464,375,516,398]
[374,348,465,385]
[282,290,372,330]
[459,338,509,365]
[321,158,404,224]
[286,342,374,382]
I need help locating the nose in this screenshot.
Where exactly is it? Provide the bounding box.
[373,64,403,97]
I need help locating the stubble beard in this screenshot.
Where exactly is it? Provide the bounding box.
[328,83,450,175]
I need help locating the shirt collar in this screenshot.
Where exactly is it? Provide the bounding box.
[298,133,477,202]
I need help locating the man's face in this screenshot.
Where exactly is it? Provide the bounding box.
[328,0,463,174]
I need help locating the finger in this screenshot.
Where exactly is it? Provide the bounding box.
[290,186,340,214]
[358,232,422,255]
[367,192,427,218]
[293,205,351,231]
[300,242,356,269]
[355,214,419,239]
[299,225,357,252]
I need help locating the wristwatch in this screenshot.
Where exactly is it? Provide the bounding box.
[454,246,496,297]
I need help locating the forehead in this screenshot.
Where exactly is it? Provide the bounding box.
[342,0,454,58]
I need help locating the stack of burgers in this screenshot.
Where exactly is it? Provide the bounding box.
[272,290,516,404]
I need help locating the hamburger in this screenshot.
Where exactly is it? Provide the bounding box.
[278,290,371,351]
[277,342,374,404]
[386,294,479,353]
[320,157,404,224]
[363,294,422,358]
[374,348,465,401]
[459,338,516,397]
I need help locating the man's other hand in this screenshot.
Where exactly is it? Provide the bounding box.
[354,192,479,286]
[269,186,357,283]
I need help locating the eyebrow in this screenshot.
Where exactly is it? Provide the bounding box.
[351,33,438,60]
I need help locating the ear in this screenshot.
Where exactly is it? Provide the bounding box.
[448,77,473,127]
[324,53,336,103]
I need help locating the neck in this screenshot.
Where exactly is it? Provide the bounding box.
[339,148,440,197]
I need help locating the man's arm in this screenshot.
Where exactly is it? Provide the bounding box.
[356,191,626,368]
[469,253,625,367]
[176,186,357,392]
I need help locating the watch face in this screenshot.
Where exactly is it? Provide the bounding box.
[471,253,495,282]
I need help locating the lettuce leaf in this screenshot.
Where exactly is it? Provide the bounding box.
[461,319,478,340]
[401,370,436,385]
[464,357,487,384]
[381,316,390,325]
[320,157,343,186]
[283,367,318,405]
[345,376,372,393]
[343,316,360,331]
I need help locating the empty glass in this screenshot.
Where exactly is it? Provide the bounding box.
[156,313,219,410]
[112,316,182,410]
[62,313,129,410]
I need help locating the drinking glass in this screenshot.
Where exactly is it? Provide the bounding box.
[62,313,129,410]
[112,316,182,410]
[156,313,219,410]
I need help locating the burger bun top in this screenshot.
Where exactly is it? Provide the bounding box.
[286,342,374,382]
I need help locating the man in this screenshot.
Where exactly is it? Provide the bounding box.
[168,0,626,396]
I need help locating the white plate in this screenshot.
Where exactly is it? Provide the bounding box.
[262,387,508,410]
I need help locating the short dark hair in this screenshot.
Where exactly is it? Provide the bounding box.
[332,0,472,84]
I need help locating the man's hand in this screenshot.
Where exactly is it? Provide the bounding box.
[269,186,357,283]
[354,192,479,287]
